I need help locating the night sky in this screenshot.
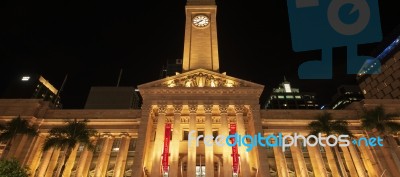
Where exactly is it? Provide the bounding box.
[1,0,399,109]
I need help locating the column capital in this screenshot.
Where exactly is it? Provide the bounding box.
[219,104,229,114]
[173,104,183,114]
[157,104,167,114]
[188,104,198,114]
[101,133,113,138]
[234,105,245,114]
[119,133,130,138]
[204,104,213,114]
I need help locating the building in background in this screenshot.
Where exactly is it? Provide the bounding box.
[160,59,183,78]
[358,31,400,99]
[329,85,364,110]
[265,78,318,109]
[1,74,62,107]
[85,87,141,109]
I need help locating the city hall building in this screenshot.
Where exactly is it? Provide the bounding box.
[1,0,400,177]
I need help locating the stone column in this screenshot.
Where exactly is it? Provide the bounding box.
[187,103,198,177]
[348,142,367,177]
[250,105,270,177]
[94,134,114,177]
[219,104,232,177]
[333,145,348,177]
[45,148,61,177]
[13,135,29,161]
[340,146,358,177]
[76,138,96,177]
[114,134,131,177]
[323,143,341,177]
[132,104,153,177]
[307,145,328,177]
[358,141,381,177]
[368,135,397,177]
[151,104,167,177]
[290,140,308,177]
[234,105,250,177]
[387,135,400,161]
[36,148,54,177]
[378,136,400,176]
[170,104,183,177]
[21,135,38,165]
[62,144,80,177]
[6,134,24,159]
[204,104,214,177]
[25,135,45,176]
[273,145,289,177]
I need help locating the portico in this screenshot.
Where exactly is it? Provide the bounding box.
[132,69,270,177]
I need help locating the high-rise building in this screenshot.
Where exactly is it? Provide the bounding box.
[1,1,400,177]
[2,74,61,107]
[84,87,141,109]
[329,85,364,110]
[358,34,400,99]
[265,78,318,109]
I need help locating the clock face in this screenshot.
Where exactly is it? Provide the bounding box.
[192,15,210,27]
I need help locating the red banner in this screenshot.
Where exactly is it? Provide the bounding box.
[162,123,171,173]
[230,124,240,174]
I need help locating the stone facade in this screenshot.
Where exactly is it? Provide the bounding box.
[1,91,400,177]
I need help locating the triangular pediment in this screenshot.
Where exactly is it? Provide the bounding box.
[139,69,264,89]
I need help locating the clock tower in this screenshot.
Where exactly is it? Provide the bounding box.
[182,0,219,72]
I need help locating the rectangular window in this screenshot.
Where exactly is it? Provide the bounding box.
[95,139,104,152]
[198,131,204,141]
[128,138,137,152]
[295,96,301,99]
[286,95,294,99]
[112,138,121,151]
[212,130,218,138]
[278,95,285,99]
[183,130,189,141]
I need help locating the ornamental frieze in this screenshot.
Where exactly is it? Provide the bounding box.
[161,72,245,88]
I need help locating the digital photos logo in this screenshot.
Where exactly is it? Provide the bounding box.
[286,0,382,79]
[188,130,384,152]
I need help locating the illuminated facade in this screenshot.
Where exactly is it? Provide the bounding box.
[1,0,400,177]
